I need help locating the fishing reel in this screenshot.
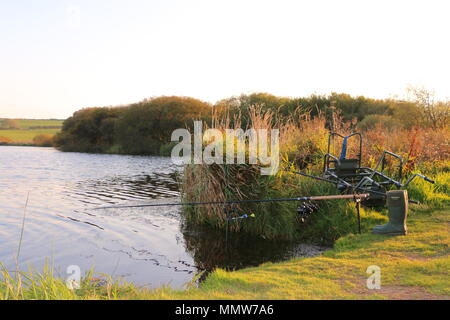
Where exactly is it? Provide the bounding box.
[296,201,319,223]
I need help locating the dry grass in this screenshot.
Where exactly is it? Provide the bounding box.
[363,125,450,170]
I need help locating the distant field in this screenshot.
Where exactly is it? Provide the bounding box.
[0,119,63,144]
[0,128,61,143]
[0,118,64,129]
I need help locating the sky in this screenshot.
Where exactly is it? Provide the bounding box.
[0,0,449,119]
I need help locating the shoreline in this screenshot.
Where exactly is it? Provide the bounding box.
[0,143,45,147]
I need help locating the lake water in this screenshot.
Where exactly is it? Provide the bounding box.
[0,146,326,288]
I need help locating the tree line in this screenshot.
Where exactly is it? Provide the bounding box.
[54,90,449,155]
[54,96,211,154]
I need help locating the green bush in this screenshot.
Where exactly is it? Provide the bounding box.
[54,107,122,153]
[55,96,212,155]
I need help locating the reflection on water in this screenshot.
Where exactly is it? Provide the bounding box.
[182,224,326,274]
[0,146,326,288]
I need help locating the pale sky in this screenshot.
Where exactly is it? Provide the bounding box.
[0,0,449,119]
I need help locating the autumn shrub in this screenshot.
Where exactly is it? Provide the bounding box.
[33,134,54,147]
[0,136,12,145]
[361,125,450,172]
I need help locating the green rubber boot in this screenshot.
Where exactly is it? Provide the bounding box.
[372,190,408,236]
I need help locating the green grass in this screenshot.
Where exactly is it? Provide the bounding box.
[0,118,64,129]
[15,119,63,128]
[0,128,61,144]
[0,264,138,300]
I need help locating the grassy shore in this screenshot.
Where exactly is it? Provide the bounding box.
[1,203,448,300]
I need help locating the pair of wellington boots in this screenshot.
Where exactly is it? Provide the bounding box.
[373,190,408,236]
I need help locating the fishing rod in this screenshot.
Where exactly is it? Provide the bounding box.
[94,193,369,235]
[93,193,370,210]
